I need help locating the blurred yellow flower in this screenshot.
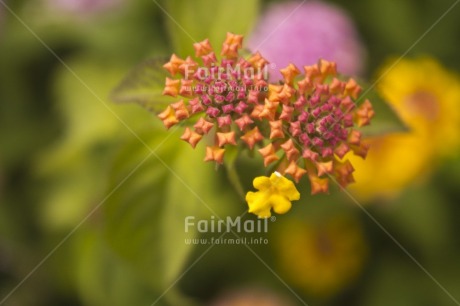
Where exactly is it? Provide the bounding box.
[349,57,460,200]
[246,172,300,218]
[381,58,460,152]
[274,215,368,297]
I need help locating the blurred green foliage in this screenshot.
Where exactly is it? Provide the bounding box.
[1,0,460,305]
[164,0,259,57]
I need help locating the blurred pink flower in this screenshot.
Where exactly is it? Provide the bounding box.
[210,288,295,306]
[47,0,122,15]
[248,1,366,81]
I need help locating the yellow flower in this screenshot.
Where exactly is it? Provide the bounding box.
[274,215,368,297]
[380,57,460,153]
[246,172,300,218]
[349,57,460,200]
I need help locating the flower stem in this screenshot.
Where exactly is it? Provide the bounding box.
[227,165,246,201]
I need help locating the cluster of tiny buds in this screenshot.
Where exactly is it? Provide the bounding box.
[158,33,374,194]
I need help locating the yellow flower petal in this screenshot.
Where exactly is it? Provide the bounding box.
[246,191,272,218]
[270,194,292,214]
[351,57,460,201]
[246,172,300,218]
[378,57,460,156]
[349,133,432,201]
[253,176,272,190]
[269,172,300,201]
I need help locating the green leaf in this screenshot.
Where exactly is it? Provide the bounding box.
[164,0,260,56]
[74,230,163,306]
[103,127,233,290]
[361,255,439,306]
[382,186,453,260]
[34,57,145,231]
[358,83,408,137]
[110,57,173,113]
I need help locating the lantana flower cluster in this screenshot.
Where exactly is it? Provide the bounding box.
[158,33,374,218]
